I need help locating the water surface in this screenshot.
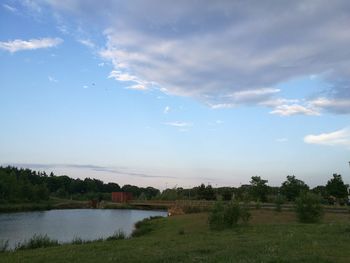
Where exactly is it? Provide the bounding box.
[0,209,167,249]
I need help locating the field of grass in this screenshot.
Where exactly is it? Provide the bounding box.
[1,210,350,262]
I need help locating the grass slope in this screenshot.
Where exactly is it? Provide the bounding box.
[1,210,350,262]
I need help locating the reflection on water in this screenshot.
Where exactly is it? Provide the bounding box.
[0,209,167,249]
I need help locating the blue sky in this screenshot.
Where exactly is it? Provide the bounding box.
[1,1,350,189]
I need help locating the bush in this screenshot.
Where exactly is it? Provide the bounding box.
[209,201,251,230]
[295,192,323,223]
[208,202,226,230]
[16,234,59,250]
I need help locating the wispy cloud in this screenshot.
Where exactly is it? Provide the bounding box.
[0,38,63,53]
[163,106,170,114]
[78,39,95,48]
[304,128,350,147]
[48,76,58,82]
[276,138,288,143]
[2,4,17,13]
[270,104,320,116]
[2,163,178,179]
[164,121,192,128]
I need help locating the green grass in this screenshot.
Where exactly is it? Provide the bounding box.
[1,210,350,262]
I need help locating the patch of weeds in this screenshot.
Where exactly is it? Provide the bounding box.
[71,237,84,245]
[106,230,126,241]
[16,234,60,250]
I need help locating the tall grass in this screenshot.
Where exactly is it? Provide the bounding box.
[106,230,126,241]
[16,234,59,250]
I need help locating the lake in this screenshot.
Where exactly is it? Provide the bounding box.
[0,209,167,249]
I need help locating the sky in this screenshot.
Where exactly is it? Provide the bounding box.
[1,0,350,189]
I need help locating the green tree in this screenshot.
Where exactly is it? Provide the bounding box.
[326,174,348,199]
[280,175,309,201]
[249,176,268,202]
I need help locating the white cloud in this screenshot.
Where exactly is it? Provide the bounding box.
[164,121,192,128]
[209,103,236,109]
[225,88,280,104]
[83,85,88,89]
[48,76,58,82]
[304,128,350,147]
[98,62,105,67]
[270,104,320,116]
[3,4,17,13]
[163,106,170,114]
[78,39,95,48]
[0,38,63,53]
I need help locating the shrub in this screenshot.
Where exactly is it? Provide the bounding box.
[223,202,241,227]
[209,201,251,230]
[208,202,226,230]
[16,234,59,250]
[295,192,323,223]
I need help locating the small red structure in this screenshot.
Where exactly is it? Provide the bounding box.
[111,192,133,203]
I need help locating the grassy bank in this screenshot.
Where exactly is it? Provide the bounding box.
[1,210,350,262]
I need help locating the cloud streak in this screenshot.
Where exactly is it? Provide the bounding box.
[304,128,350,148]
[2,163,178,179]
[164,121,192,128]
[0,38,63,53]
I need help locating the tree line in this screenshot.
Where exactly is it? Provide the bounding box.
[0,166,159,203]
[0,166,348,205]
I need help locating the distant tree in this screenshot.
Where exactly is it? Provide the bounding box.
[326,174,348,199]
[280,175,309,201]
[249,176,268,202]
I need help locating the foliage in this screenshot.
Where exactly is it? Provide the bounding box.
[16,234,59,250]
[249,176,269,202]
[280,175,309,201]
[326,174,348,199]
[0,166,160,202]
[209,201,251,230]
[295,192,324,223]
